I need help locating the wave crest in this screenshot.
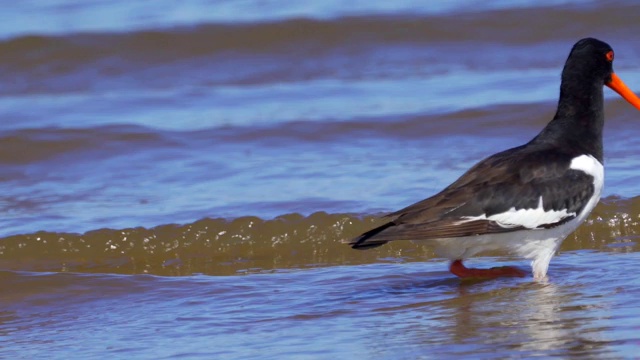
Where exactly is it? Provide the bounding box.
[1,196,638,276]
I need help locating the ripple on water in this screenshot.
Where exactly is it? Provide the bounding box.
[1,251,640,358]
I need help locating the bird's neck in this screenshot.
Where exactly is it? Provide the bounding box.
[530,77,605,162]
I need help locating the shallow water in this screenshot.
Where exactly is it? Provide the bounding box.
[3,251,640,359]
[1,0,640,358]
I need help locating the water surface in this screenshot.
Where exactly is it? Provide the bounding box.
[1,0,640,358]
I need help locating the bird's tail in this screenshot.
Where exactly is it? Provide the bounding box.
[346,222,395,250]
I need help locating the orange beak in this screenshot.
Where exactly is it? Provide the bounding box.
[606,73,640,111]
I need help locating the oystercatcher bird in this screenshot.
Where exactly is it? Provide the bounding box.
[348,38,640,280]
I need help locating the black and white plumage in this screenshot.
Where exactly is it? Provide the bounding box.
[348,38,640,280]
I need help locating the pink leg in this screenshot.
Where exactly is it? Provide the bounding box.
[449,259,526,279]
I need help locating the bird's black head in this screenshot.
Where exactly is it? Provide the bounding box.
[563,38,614,84]
[536,38,640,161]
[560,38,640,110]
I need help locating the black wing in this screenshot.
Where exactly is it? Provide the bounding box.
[349,147,596,249]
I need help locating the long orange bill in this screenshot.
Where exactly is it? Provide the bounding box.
[606,73,640,111]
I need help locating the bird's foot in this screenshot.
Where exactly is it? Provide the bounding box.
[449,259,526,279]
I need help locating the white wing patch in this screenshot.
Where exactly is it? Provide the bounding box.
[459,196,575,229]
[456,154,603,231]
[568,154,604,221]
[570,154,604,192]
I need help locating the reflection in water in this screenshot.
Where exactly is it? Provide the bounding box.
[1,253,639,358]
[350,257,636,358]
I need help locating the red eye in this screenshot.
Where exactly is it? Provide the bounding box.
[606,50,614,62]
